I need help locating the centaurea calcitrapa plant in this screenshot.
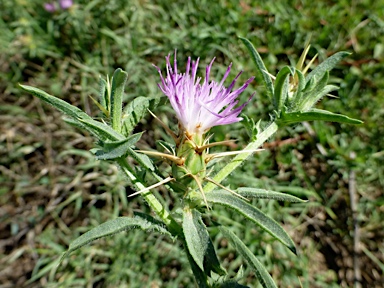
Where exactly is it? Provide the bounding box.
[19,38,362,287]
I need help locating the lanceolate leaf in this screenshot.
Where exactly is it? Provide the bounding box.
[122,96,149,135]
[279,109,363,125]
[273,66,294,112]
[237,187,307,203]
[98,76,108,114]
[306,51,350,84]
[239,37,274,99]
[133,211,174,232]
[19,84,90,120]
[205,191,296,253]
[19,84,127,141]
[183,208,208,271]
[128,147,155,171]
[94,132,143,160]
[203,236,227,277]
[182,208,226,276]
[220,227,277,288]
[299,71,332,111]
[110,68,128,133]
[303,76,316,93]
[289,69,305,111]
[61,216,172,262]
[302,84,339,111]
[78,117,124,141]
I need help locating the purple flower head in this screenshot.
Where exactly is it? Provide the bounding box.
[155,52,255,136]
[44,0,73,12]
[59,0,73,9]
[44,3,57,12]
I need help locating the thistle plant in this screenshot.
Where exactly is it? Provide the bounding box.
[19,38,362,287]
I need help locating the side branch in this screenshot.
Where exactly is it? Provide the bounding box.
[203,121,279,193]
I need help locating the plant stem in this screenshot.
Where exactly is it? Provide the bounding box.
[117,158,181,235]
[203,121,279,193]
[118,158,209,286]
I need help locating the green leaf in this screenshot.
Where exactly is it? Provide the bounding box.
[110,68,128,133]
[237,187,307,203]
[61,216,171,262]
[184,244,209,288]
[239,37,274,99]
[279,109,363,125]
[299,71,333,111]
[129,148,155,171]
[205,191,296,253]
[98,76,108,114]
[89,95,109,116]
[220,227,277,288]
[19,84,90,120]
[94,132,143,160]
[182,208,226,276]
[133,211,173,231]
[241,114,258,141]
[303,75,316,93]
[306,51,350,84]
[203,238,227,277]
[289,69,306,111]
[122,96,150,136]
[302,84,339,111]
[19,84,127,141]
[64,116,123,143]
[78,117,124,141]
[273,66,294,112]
[182,208,209,271]
[272,185,320,200]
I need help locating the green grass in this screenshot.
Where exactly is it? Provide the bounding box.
[1,0,383,287]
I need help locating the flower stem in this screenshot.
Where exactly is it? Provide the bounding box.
[203,121,279,193]
[116,158,182,235]
[118,158,209,286]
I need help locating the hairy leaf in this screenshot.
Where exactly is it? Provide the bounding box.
[94,132,143,160]
[129,147,155,171]
[19,84,90,120]
[182,208,209,271]
[122,96,150,136]
[273,66,294,112]
[78,117,124,141]
[239,37,274,99]
[306,51,350,84]
[110,68,128,133]
[182,208,226,276]
[61,216,171,262]
[237,187,307,202]
[98,76,108,113]
[220,227,277,288]
[205,191,296,253]
[279,109,363,125]
[19,84,126,141]
[299,71,331,110]
[289,69,306,111]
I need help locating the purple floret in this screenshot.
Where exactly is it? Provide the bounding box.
[155,52,255,136]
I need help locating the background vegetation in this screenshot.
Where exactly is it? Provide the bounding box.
[1,0,383,287]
